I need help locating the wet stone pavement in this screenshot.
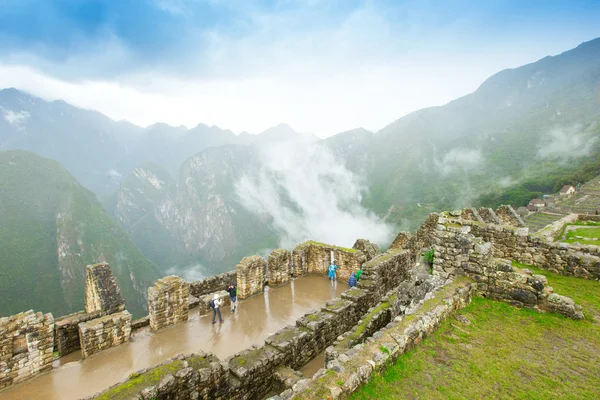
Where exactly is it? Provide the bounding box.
[0,275,345,400]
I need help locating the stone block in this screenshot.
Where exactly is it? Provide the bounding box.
[148,276,190,331]
[268,249,292,286]
[84,262,125,315]
[237,255,267,300]
[78,311,132,358]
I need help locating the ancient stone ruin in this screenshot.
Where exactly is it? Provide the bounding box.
[291,241,362,280]
[84,262,125,315]
[0,311,54,389]
[1,204,595,399]
[268,249,292,286]
[79,311,132,358]
[148,276,190,331]
[237,255,267,299]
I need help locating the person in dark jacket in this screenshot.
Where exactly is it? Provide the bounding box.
[348,274,357,288]
[227,283,237,312]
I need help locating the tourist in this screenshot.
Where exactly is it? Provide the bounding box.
[328,260,339,281]
[227,283,237,312]
[348,273,357,288]
[211,293,224,324]
[355,268,363,281]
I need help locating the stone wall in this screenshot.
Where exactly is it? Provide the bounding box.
[189,271,237,298]
[352,239,380,262]
[78,310,132,359]
[0,310,54,390]
[197,291,231,316]
[87,351,228,400]
[467,218,600,280]
[54,310,101,357]
[478,207,501,224]
[84,263,125,316]
[148,276,190,331]
[292,241,363,280]
[237,256,267,300]
[268,249,292,286]
[389,231,412,250]
[279,279,475,399]
[432,215,584,319]
[495,205,526,227]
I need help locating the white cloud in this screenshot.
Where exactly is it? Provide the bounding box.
[537,125,597,159]
[0,3,592,137]
[1,106,30,130]
[234,139,393,249]
[435,147,483,175]
[166,263,207,281]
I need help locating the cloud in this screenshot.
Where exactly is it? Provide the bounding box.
[1,1,598,136]
[435,147,483,175]
[537,125,598,160]
[0,106,29,130]
[234,139,393,249]
[166,263,207,281]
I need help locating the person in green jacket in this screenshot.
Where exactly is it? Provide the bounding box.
[355,268,363,281]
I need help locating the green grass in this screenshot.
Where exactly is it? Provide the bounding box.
[351,271,600,400]
[563,226,600,245]
[96,360,184,400]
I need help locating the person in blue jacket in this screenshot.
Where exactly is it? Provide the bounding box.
[348,273,357,287]
[328,260,339,280]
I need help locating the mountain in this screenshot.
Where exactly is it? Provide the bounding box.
[0,150,160,318]
[0,89,311,198]
[340,37,600,228]
[114,145,278,274]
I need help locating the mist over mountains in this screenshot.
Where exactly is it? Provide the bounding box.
[2,37,600,316]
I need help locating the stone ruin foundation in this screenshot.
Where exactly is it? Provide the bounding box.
[291,241,363,280]
[268,249,292,286]
[237,255,267,299]
[85,262,125,315]
[78,311,132,359]
[77,263,134,359]
[148,276,190,331]
[0,310,54,389]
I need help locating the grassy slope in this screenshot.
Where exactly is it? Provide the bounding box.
[352,270,600,399]
[0,150,159,318]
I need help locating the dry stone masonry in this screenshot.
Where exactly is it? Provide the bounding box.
[53,310,101,356]
[84,262,125,315]
[148,276,190,331]
[0,311,54,390]
[78,310,132,358]
[4,202,598,399]
[237,255,267,299]
[189,271,237,298]
[268,249,292,286]
[292,241,363,280]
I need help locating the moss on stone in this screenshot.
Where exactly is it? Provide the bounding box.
[298,240,357,253]
[96,360,185,400]
[187,355,210,371]
[365,249,402,268]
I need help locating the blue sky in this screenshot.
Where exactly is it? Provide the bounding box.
[1,0,599,136]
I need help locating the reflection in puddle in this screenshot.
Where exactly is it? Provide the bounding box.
[0,274,345,400]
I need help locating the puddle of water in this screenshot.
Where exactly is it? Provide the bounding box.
[0,275,345,400]
[299,351,325,379]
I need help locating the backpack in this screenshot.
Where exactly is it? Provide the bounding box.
[209,299,215,308]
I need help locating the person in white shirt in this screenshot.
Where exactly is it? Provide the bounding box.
[211,293,224,324]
